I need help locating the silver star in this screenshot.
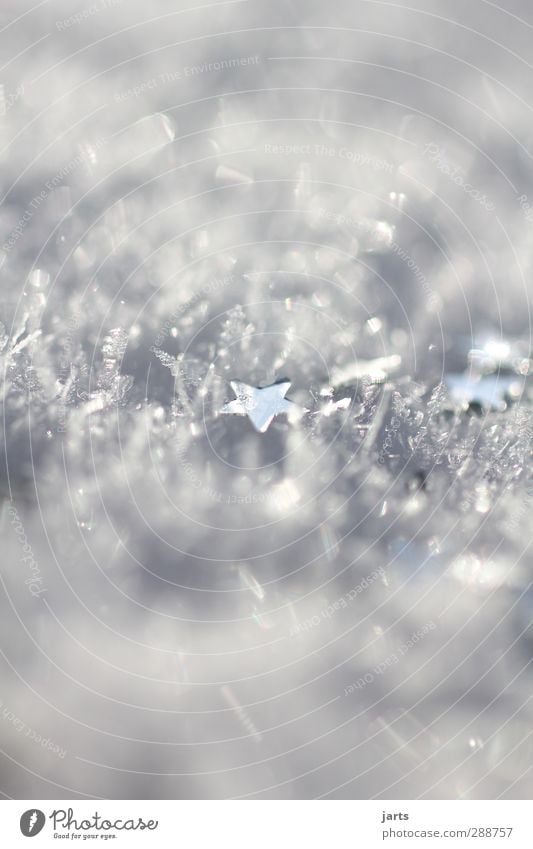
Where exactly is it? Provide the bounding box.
[221,380,305,433]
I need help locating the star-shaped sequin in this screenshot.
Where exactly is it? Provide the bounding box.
[221,380,305,432]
